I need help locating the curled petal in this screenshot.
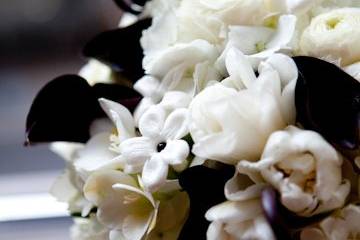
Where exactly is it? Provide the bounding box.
[161,108,190,140]
[142,155,169,192]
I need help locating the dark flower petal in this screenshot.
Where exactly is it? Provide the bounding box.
[93,83,141,113]
[25,75,98,144]
[261,187,331,240]
[113,0,149,14]
[178,164,235,240]
[25,75,141,145]
[83,18,152,82]
[294,56,360,150]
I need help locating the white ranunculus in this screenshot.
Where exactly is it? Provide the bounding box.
[79,60,114,86]
[216,14,297,72]
[84,170,159,240]
[300,8,360,66]
[206,198,275,240]
[238,126,350,216]
[300,204,360,240]
[70,215,110,240]
[190,51,296,165]
[121,105,190,192]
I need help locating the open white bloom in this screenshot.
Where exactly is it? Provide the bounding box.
[190,51,297,165]
[50,124,118,217]
[121,105,190,192]
[300,204,360,240]
[238,126,350,216]
[84,170,159,240]
[70,215,110,240]
[206,197,275,240]
[79,60,114,86]
[142,39,220,96]
[217,14,297,71]
[300,8,360,66]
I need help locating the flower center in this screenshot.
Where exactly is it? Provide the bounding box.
[157,142,167,152]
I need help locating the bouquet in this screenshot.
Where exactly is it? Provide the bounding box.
[26,0,360,239]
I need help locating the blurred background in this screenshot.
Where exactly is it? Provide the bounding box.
[0,0,121,238]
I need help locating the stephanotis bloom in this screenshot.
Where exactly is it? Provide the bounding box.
[237,126,350,217]
[300,204,360,240]
[84,170,159,240]
[189,50,297,165]
[120,105,190,192]
[70,215,110,240]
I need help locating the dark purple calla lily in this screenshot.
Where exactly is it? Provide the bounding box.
[113,0,149,15]
[25,74,141,145]
[178,164,235,240]
[293,56,360,150]
[83,18,152,82]
[261,187,331,240]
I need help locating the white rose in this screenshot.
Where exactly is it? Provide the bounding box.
[300,8,360,66]
[206,198,275,240]
[190,51,296,165]
[238,126,350,216]
[300,204,360,240]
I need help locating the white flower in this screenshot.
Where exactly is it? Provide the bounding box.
[70,215,110,240]
[84,170,159,240]
[216,14,297,72]
[189,51,297,165]
[142,39,220,95]
[238,126,350,216]
[206,198,275,240]
[121,105,190,192]
[265,0,323,15]
[300,204,360,240]
[300,8,360,66]
[79,60,114,86]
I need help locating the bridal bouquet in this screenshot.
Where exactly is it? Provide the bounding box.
[26,0,360,239]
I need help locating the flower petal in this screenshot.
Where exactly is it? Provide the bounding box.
[139,106,166,139]
[120,137,154,168]
[159,91,192,110]
[159,140,189,167]
[161,108,189,140]
[142,155,169,192]
[99,98,136,141]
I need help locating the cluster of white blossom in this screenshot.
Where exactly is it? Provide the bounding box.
[51,0,360,239]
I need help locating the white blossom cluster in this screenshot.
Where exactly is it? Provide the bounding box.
[51,0,360,239]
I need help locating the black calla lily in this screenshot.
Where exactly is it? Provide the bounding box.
[25,74,141,145]
[293,56,360,150]
[113,0,149,14]
[178,164,235,240]
[261,187,331,240]
[83,18,152,82]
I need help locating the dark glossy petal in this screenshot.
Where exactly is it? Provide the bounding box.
[294,56,360,150]
[83,18,152,82]
[25,75,98,144]
[113,0,149,14]
[261,187,331,240]
[178,164,235,240]
[25,75,142,145]
[93,83,142,113]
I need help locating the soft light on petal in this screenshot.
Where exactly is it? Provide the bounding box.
[142,155,169,192]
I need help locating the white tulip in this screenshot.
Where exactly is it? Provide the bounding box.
[238,126,350,216]
[300,8,360,66]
